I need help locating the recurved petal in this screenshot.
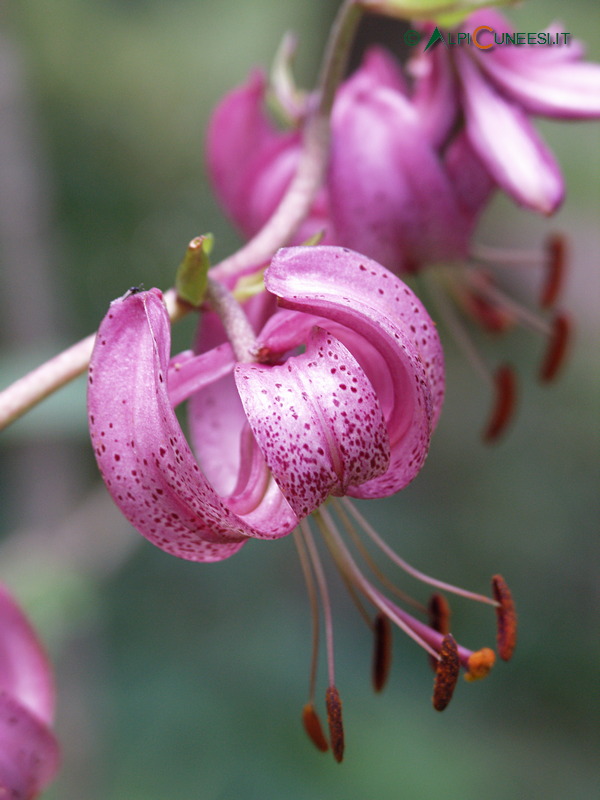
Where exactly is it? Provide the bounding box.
[410,45,460,149]
[235,327,390,518]
[88,289,277,562]
[0,693,60,800]
[265,247,444,495]
[475,49,600,119]
[351,46,408,94]
[206,70,281,228]
[457,51,564,214]
[443,131,495,222]
[168,343,235,408]
[329,74,468,271]
[0,585,54,726]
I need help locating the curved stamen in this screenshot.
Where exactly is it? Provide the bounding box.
[341,499,498,607]
[333,498,426,613]
[470,243,545,267]
[422,270,493,387]
[317,507,440,659]
[301,518,336,689]
[302,703,329,753]
[463,268,553,337]
[372,612,393,693]
[483,365,518,444]
[432,634,460,711]
[492,575,517,661]
[539,313,571,382]
[541,234,567,308]
[293,528,321,706]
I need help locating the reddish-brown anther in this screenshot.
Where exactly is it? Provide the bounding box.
[325,685,345,763]
[463,287,514,333]
[541,234,566,309]
[372,612,393,693]
[483,365,517,443]
[427,593,451,671]
[428,593,451,635]
[492,575,517,661]
[432,634,460,711]
[539,314,571,382]
[302,703,329,753]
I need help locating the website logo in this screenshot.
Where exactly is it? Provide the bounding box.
[403,26,572,52]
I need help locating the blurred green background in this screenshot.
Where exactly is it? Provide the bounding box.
[0,1,598,798]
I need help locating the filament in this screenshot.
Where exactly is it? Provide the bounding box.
[341,499,498,607]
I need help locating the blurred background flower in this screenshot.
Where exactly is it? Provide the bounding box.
[0,1,598,798]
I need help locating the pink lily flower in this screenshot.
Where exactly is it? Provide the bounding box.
[412,10,600,214]
[87,246,444,563]
[88,249,518,759]
[0,584,60,799]
[206,48,487,275]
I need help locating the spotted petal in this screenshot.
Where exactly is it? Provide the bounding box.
[235,327,390,518]
[0,693,60,800]
[0,585,59,798]
[264,247,444,495]
[88,289,297,563]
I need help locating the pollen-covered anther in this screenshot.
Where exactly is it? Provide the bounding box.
[428,593,451,671]
[539,313,571,383]
[372,612,393,693]
[483,364,517,443]
[492,574,517,661]
[464,647,496,682]
[302,702,329,753]
[428,593,451,635]
[541,234,567,309]
[432,634,460,712]
[325,685,345,763]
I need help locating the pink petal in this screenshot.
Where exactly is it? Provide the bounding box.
[329,71,469,271]
[0,693,60,800]
[475,50,600,119]
[457,51,564,214]
[205,70,329,244]
[88,290,294,562]
[0,584,54,725]
[352,46,408,94]
[188,308,262,496]
[466,11,585,65]
[410,45,460,148]
[206,70,282,229]
[265,247,445,495]
[443,131,496,222]
[235,327,390,517]
[168,343,235,408]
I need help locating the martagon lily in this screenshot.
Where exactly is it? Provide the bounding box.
[88,246,515,760]
[88,245,444,560]
[0,583,60,799]
[411,9,600,214]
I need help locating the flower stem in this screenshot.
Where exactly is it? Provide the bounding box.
[0,1,365,430]
[210,0,364,281]
[0,287,189,431]
[205,277,258,363]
